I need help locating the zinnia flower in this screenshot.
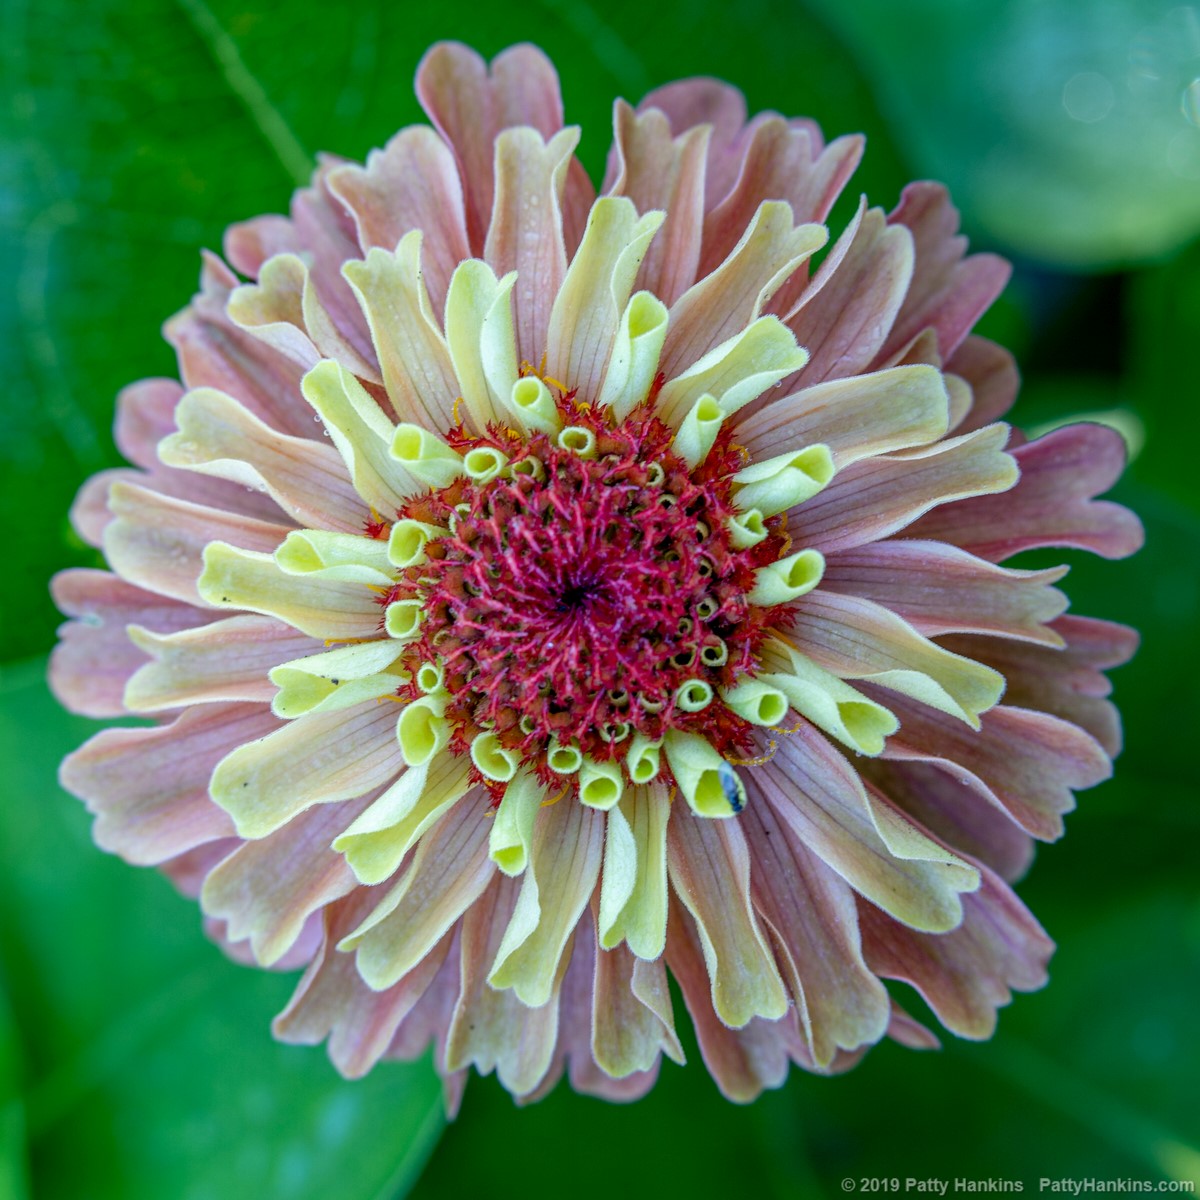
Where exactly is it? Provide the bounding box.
[51,41,1143,1109]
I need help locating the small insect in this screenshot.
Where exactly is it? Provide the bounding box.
[717,760,745,814]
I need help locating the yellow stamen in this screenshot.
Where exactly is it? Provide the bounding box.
[541,782,570,808]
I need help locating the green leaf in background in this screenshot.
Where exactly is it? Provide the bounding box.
[0,661,444,1200]
[806,0,1200,267]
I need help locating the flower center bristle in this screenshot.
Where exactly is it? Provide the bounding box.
[384,397,791,785]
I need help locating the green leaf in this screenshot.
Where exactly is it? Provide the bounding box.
[0,660,444,1200]
[804,0,1200,267]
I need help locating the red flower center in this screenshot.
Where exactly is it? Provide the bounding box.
[389,401,791,779]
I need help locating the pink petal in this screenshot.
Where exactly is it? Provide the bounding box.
[160,838,241,899]
[201,791,376,966]
[778,202,913,388]
[563,923,666,1103]
[886,999,942,1050]
[939,616,1138,757]
[700,119,861,278]
[945,335,1019,433]
[753,720,975,932]
[288,160,376,366]
[348,796,495,990]
[417,42,591,255]
[445,872,561,1097]
[102,480,292,605]
[741,801,890,1066]
[484,127,578,361]
[907,424,1145,561]
[384,929,466,1114]
[821,540,1068,645]
[60,702,277,865]
[591,928,683,1078]
[159,388,364,533]
[636,78,749,209]
[877,182,1011,365]
[123,614,316,712]
[877,692,1113,841]
[792,424,1017,553]
[165,256,323,441]
[604,100,708,306]
[223,214,300,278]
[275,886,453,1077]
[113,378,185,467]
[49,569,208,718]
[328,127,471,318]
[859,862,1053,1039]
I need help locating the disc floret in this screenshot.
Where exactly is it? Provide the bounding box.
[383,396,791,791]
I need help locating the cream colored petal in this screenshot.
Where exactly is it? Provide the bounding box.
[592,938,684,1077]
[663,730,746,817]
[756,721,979,932]
[738,365,951,471]
[209,700,404,838]
[666,810,789,1027]
[655,316,809,428]
[732,444,834,515]
[484,125,580,360]
[787,592,1005,728]
[159,387,366,533]
[793,423,1019,553]
[605,99,709,306]
[661,200,826,381]
[333,752,473,886]
[578,755,624,810]
[663,898,795,1103]
[488,798,603,1007]
[344,797,494,990]
[489,769,544,876]
[225,253,322,374]
[342,234,460,431]
[446,873,561,1097]
[274,529,394,585]
[300,359,418,514]
[269,638,405,719]
[443,259,519,430]
[389,424,465,488]
[597,785,670,960]
[594,291,670,421]
[104,480,291,606]
[200,796,362,966]
[198,542,381,641]
[124,615,317,712]
[546,196,664,398]
[759,638,899,756]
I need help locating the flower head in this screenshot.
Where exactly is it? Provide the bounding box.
[52,42,1142,1108]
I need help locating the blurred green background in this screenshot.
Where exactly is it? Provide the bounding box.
[2,0,1198,1196]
